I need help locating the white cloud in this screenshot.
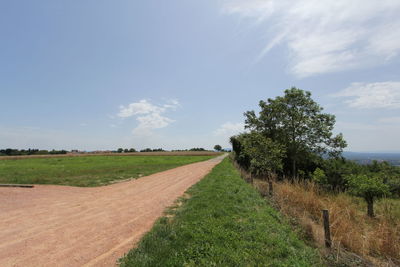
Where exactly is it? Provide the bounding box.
[221,0,400,77]
[133,113,174,135]
[117,99,179,135]
[214,122,245,137]
[162,99,180,110]
[334,81,400,109]
[118,100,164,118]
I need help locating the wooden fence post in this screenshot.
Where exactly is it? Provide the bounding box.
[268,181,273,196]
[322,209,332,248]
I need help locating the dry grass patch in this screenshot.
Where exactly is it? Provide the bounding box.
[254,179,400,266]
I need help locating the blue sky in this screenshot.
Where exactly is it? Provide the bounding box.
[1,0,400,152]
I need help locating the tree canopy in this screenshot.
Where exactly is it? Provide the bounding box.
[214,145,222,151]
[231,132,285,179]
[244,87,347,177]
[346,174,390,217]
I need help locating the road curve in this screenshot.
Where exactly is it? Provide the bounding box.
[0,154,226,267]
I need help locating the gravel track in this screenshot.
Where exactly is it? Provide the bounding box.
[0,155,226,266]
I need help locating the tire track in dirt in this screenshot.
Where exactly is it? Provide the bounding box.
[0,155,226,267]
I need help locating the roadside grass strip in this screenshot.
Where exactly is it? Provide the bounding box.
[0,155,214,187]
[119,158,321,266]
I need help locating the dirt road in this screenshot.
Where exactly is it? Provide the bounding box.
[0,155,226,267]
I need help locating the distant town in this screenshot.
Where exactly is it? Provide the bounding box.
[343,152,400,166]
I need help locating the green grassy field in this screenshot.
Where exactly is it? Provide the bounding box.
[119,158,321,267]
[0,155,214,187]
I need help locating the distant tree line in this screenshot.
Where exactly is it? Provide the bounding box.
[1,147,215,156]
[188,148,206,151]
[115,148,210,153]
[115,148,167,153]
[116,148,137,153]
[139,148,165,152]
[0,148,67,156]
[231,88,400,217]
[171,148,208,152]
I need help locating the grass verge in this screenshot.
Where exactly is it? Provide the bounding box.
[119,158,321,267]
[0,155,214,187]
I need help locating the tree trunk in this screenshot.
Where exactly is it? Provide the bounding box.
[292,159,296,179]
[366,197,374,217]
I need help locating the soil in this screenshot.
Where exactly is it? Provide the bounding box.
[0,155,226,267]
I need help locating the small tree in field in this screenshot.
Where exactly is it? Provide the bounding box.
[346,174,390,217]
[214,145,222,151]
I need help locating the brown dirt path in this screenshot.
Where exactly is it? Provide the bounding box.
[0,154,226,267]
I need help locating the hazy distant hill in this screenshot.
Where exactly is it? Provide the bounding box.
[343,152,400,166]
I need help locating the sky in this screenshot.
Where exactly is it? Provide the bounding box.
[1,0,400,152]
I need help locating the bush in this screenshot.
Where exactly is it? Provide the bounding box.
[311,168,327,185]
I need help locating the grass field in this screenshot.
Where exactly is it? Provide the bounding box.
[0,155,215,187]
[119,158,321,267]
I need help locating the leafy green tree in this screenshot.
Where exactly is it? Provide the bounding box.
[322,158,362,191]
[364,161,400,197]
[230,135,251,169]
[243,133,285,179]
[117,148,123,153]
[129,148,136,152]
[387,177,400,197]
[311,168,327,185]
[230,132,285,181]
[346,174,390,217]
[214,145,222,151]
[244,87,346,177]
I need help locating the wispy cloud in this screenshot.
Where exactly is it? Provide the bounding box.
[221,0,400,77]
[333,81,400,109]
[117,99,179,135]
[214,122,245,137]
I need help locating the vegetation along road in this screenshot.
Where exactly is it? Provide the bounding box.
[0,155,226,267]
[119,157,321,266]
